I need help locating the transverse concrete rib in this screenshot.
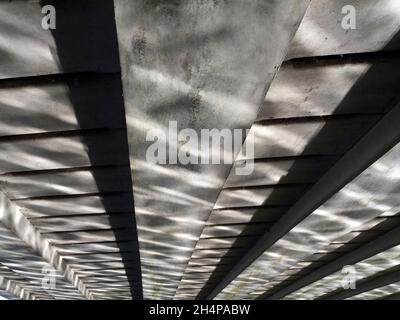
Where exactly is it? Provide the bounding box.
[0,193,86,300]
[208,100,400,299]
[324,267,400,300]
[264,225,400,300]
[283,243,400,300]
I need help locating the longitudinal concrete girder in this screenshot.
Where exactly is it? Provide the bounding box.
[114,0,311,299]
[0,0,143,299]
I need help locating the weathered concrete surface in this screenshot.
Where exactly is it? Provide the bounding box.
[224,156,339,188]
[0,288,18,300]
[287,0,400,59]
[114,0,310,299]
[257,57,400,121]
[347,281,400,300]
[0,0,119,79]
[217,139,400,299]
[179,52,400,299]
[199,4,400,297]
[0,0,142,300]
[1,0,400,301]
[264,223,400,300]
[0,75,126,136]
[0,192,86,300]
[0,166,131,199]
[286,244,400,300]
[15,193,133,218]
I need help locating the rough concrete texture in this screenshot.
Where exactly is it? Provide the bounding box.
[286,244,400,300]
[217,141,400,299]
[287,0,400,59]
[203,0,400,301]
[1,0,400,301]
[0,0,142,300]
[114,0,310,299]
[0,0,120,79]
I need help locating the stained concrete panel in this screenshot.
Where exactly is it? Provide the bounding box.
[240,116,380,160]
[43,229,136,245]
[257,58,400,121]
[195,236,257,250]
[0,166,132,199]
[0,0,120,79]
[348,281,400,300]
[0,75,125,136]
[214,185,309,209]
[53,240,138,255]
[114,0,310,299]
[0,221,84,300]
[207,207,287,225]
[286,245,400,300]
[200,224,267,239]
[287,0,400,59]
[225,156,339,188]
[15,193,133,218]
[217,142,400,299]
[191,248,243,259]
[0,131,129,174]
[31,213,133,233]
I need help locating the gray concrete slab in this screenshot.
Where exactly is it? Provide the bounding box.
[245,116,381,160]
[287,0,400,59]
[0,131,129,174]
[43,229,137,245]
[206,207,286,225]
[0,75,125,136]
[0,0,119,79]
[115,0,310,299]
[225,156,339,188]
[216,141,400,299]
[214,185,309,209]
[0,166,132,199]
[15,193,133,218]
[30,213,134,233]
[257,58,400,121]
[201,224,267,239]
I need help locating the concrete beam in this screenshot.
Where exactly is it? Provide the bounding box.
[0,192,88,298]
[264,225,400,299]
[114,0,310,299]
[348,280,400,300]
[0,0,119,79]
[324,268,400,300]
[207,101,400,299]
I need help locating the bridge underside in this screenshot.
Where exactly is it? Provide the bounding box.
[0,0,399,300]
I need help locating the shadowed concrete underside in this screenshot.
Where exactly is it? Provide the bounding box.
[0,0,400,301]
